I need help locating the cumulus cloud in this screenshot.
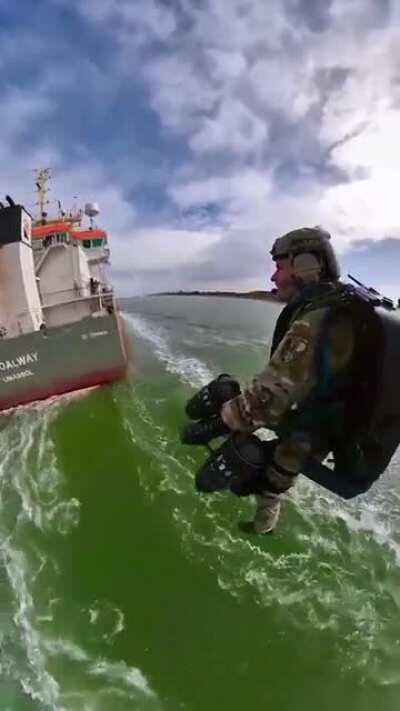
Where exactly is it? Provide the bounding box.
[1,88,55,145]
[67,0,177,42]
[248,58,319,121]
[144,54,219,134]
[138,0,400,248]
[2,0,400,295]
[113,228,221,272]
[189,97,269,156]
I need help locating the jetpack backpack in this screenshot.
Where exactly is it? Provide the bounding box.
[275,278,400,498]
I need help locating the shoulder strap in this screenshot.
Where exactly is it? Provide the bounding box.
[270,281,346,356]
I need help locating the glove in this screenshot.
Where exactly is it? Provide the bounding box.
[180,415,230,446]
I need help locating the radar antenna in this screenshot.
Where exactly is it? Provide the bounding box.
[84,202,100,229]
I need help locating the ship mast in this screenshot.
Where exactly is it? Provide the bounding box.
[34,168,51,223]
[32,169,82,227]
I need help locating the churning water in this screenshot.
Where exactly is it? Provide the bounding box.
[1,295,400,710]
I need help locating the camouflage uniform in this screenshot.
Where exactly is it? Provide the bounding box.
[222,305,355,494]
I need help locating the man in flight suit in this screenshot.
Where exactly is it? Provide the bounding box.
[220,227,355,533]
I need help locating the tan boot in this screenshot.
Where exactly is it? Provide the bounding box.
[253,492,281,534]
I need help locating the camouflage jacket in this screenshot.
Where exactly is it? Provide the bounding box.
[221,305,355,485]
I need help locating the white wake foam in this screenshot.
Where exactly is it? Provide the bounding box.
[85,599,125,643]
[42,637,158,706]
[0,401,72,708]
[0,396,161,709]
[122,307,400,683]
[124,313,213,388]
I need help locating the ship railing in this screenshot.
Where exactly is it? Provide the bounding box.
[1,295,117,339]
[40,291,116,314]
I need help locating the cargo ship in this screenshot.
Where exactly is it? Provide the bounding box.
[0,169,127,411]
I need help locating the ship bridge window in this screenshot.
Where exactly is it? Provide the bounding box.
[82,238,104,249]
[42,232,69,247]
[55,232,68,243]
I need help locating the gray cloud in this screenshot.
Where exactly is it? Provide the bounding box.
[2,0,400,297]
[344,237,400,271]
[286,0,335,32]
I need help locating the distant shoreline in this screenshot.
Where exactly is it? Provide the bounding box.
[147,290,280,303]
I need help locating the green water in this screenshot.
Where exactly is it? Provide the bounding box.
[1,295,400,710]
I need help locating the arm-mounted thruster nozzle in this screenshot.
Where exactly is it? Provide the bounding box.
[181,374,241,446]
[185,373,241,420]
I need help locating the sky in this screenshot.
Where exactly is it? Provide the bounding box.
[1,0,400,298]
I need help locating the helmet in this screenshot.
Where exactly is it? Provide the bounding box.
[270,226,340,282]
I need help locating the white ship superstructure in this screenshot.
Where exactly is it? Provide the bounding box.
[0,200,44,338]
[31,174,114,328]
